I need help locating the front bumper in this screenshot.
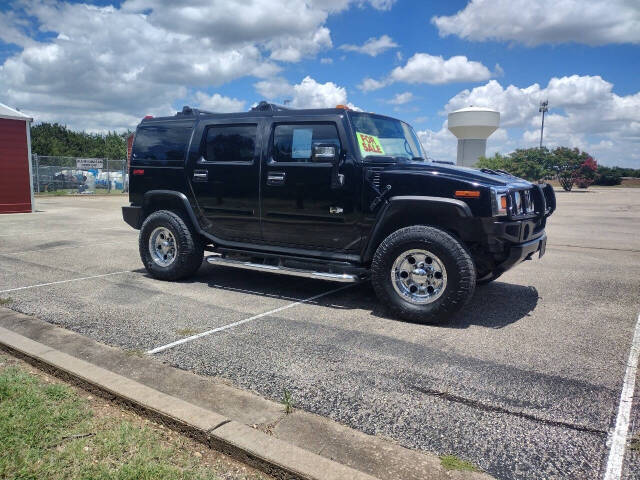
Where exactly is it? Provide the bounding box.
[494,233,547,275]
[122,205,142,229]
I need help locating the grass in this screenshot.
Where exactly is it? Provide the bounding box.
[281,389,294,415]
[124,348,145,357]
[176,328,201,337]
[0,297,12,306]
[440,454,480,472]
[0,354,268,480]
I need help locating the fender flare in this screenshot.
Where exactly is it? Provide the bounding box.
[142,190,202,233]
[361,195,473,264]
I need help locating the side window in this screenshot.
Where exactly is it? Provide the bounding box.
[272,124,340,163]
[132,125,192,163]
[204,124,257,163]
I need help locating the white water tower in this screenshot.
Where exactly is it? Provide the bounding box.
[447,107,500,167]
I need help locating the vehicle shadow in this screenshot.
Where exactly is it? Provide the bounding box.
[446,282,539,329]
[317,280,539,329]
[182,263,539,330]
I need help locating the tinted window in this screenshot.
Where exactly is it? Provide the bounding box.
[272,124,340,163]
[132,125,192,163]
[204,124,257,163]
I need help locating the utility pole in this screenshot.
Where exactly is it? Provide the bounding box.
[539,100,548,148]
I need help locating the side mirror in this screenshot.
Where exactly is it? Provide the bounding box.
[312,144,338,163]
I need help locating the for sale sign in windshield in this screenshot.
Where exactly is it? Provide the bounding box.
[356,132,385,157]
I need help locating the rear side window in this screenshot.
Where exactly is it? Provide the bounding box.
[204,124,257,163]
[272,124,340,163]
[132,125,192,164]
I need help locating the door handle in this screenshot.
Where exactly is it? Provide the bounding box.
[193,169,208,181]
[267,171,286,186]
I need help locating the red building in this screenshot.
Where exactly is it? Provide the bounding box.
[0,103,34,213]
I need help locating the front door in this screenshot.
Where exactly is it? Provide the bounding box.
[187,120,262,242]
[260,120,362,252]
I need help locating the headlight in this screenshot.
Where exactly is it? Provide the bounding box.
[524,190,534,213]
[491,188,508,216]
[514,191,522,214]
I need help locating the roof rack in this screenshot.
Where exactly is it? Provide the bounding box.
[176,105,215,116]
[250,101,293,112]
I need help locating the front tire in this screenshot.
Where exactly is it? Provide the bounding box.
[139,210,204,281]
[371,226,476,324]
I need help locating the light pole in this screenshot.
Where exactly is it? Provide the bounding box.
[539,100,548,148]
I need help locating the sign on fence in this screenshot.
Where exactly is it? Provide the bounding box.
[76,158,104,169]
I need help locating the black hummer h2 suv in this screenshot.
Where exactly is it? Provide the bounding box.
[123,102,555,323]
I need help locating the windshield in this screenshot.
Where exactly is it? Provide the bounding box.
[348,112,426,161]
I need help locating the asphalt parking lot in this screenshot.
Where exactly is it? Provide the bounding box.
[1,189,639,480]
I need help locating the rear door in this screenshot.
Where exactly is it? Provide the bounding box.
[186,119,263,242]
[260,118,362,251]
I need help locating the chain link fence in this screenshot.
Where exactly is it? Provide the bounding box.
[32,155,128,195]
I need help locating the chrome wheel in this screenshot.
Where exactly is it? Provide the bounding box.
[148,227,177,267]
[391,249,447,304]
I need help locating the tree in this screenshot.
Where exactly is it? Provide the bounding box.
[477,148,553,181]
[593,166,622,186]
[476,152,514,172]
[31,122,130,159]
[574,156,597,188]
[478,145,640,189]
[552,147,592,191]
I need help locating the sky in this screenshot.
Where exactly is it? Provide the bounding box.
[0,0,639,167]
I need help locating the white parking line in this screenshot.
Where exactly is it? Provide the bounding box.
[0,271,133,294]
[147,283,354,355]
[603,312,640,480]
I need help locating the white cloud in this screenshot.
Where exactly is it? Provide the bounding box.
[432,0,640,46]
[340,35,398,56]
[358,53,492,91]
[0,9,34,47]
[123,0,324,46]
[320,57,334,64]
[254,77,295,99]
[388,92,414,105]
[266,27,332,62]
[255,76,352,109]
[416,125,456,162]
[442,75,640,167]
[363,0,396,10]
[318,0,397,11]
[0,1,289,131]
[193,92,246,113]
[0,0,399,131]
[290,77,348,108]
[358,77,389,92]
[390,53,492,85]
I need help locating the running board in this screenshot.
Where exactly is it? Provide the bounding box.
[206,256,361,283]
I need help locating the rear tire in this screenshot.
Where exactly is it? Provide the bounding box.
[139,210,203,281]
[371,226,476,324]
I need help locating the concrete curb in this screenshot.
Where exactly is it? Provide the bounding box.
[0,326,375,480]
